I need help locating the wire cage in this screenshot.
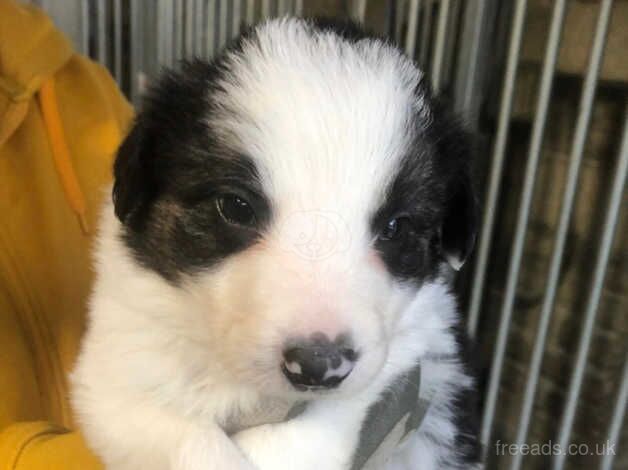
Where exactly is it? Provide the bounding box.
[32,1,627,469]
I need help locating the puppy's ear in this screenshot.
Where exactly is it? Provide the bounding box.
[112,122,156,228]
[431,108,478,271]
[440,174,478,271]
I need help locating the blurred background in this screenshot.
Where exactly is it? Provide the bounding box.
[29,1,627,469]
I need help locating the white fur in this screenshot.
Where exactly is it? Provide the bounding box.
[72,18,475,470]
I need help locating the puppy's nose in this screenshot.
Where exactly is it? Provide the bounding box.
[281,332,358,390]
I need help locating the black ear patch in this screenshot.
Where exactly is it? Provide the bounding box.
[440,175,477,271]
[112,122,156,229]
[111,61,218,231]
[109,60,274,283]
[372,96,478,280]
[430,106,478,271]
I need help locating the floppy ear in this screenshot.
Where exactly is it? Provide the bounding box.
[112,122,156,229]
[440,174,478,271]
[428,101,479,271]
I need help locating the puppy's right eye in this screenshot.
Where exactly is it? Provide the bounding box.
[216,194,256,227]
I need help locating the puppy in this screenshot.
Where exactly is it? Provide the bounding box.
[72,18,481,470]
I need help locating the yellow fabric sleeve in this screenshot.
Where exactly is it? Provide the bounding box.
[0,422,103,470]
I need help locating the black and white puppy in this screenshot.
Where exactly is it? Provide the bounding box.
[72,18,481,470]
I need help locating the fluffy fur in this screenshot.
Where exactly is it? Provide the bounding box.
[72,18,481,470]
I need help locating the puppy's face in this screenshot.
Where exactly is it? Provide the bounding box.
[112,20,476,398]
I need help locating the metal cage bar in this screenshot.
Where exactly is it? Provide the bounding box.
[185,0,195,58]
[430,0,451,92]
[453,0,489,122]
[480,0,567,452]
[246,0,256,25]
[355,0,368,23]
[440,0,461,93]
[195,0,205,56]
[157,1,167,65]
[218,0,229,50]
[113,0,123,81]
[233,0,242,36]
[261,0,271,18]
[601,352,628,470]
[80,0,89,56]
[206,0,217,59]
[129,0,143,104]
[277,0,289,16]
[96,0,106,65]
[467,0,528,339]
[174,0,185,63]
[418,0,434,69]
[509,2,614,469]
[405,0,421,58]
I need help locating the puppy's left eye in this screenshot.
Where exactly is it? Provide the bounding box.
[379,217,408,241]
[216,194,256,227]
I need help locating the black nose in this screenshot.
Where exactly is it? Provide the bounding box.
[281,332,358,390]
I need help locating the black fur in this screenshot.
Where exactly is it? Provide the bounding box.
[113,60,271,282]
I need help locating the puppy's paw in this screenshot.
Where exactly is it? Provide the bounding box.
[234,421,352,470]
[174,426,256,470]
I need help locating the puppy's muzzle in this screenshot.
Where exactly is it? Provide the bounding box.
[281,332,358,390]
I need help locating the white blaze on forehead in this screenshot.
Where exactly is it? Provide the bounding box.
[211,18,428,240]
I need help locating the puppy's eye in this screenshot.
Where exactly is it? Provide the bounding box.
[379,217,407,241]
[216,194,256,227]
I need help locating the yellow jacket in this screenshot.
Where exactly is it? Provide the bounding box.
[0,1,133,467]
